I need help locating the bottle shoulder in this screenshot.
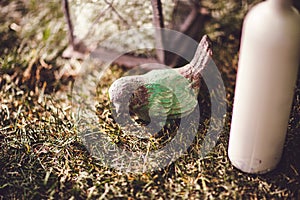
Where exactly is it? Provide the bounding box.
[245,1,300,21]
[243,1,300,38]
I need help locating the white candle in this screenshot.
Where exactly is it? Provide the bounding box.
[228,0,300,174]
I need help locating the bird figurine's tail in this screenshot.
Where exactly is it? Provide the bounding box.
[178,35,213,90]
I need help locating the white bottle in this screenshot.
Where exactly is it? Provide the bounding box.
[228,0,300,174]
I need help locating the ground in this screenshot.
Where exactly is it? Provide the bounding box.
[0,0,299,199]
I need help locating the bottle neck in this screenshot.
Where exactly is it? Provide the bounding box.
[267,0,293,8]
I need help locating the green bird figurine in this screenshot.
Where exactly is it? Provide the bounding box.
[109,35,212,126]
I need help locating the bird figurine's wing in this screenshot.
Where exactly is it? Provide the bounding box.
[159,70,198,119]
[129,69,197,121]
[128,82,173,122]
[145,82,174,118]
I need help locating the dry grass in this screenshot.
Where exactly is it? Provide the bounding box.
[0,0,299,199]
